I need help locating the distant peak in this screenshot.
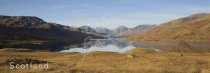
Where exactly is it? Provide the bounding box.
[115,25,128,29]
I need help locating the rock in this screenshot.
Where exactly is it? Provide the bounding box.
[127,54,136,59]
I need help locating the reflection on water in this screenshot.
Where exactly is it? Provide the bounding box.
[61,38,136,53]
[60,38,210,53]
[61,45,135,53]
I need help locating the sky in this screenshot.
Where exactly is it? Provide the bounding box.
[1,0,210,29]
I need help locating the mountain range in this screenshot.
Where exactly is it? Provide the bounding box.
[0,15,153,51]
[0,15,101,51]
[2,13,209,51]
[78,25,154,37]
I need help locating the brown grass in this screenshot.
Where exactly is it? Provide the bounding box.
[0,48,210,73]
[128,13,210,42]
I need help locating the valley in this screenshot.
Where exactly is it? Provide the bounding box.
[1,14,210,73]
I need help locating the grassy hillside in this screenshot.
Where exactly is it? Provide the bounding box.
[128,13,210,42]
[0,48,210,73]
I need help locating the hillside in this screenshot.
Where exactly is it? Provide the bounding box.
[0,15,100,51]
[128,13,210,42]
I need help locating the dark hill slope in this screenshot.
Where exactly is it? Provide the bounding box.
[0,15,100,51]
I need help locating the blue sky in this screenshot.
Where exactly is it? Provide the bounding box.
[1,0,210,29]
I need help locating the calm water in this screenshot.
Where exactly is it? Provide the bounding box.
[60,38,210,53]
[61,38,136,53]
